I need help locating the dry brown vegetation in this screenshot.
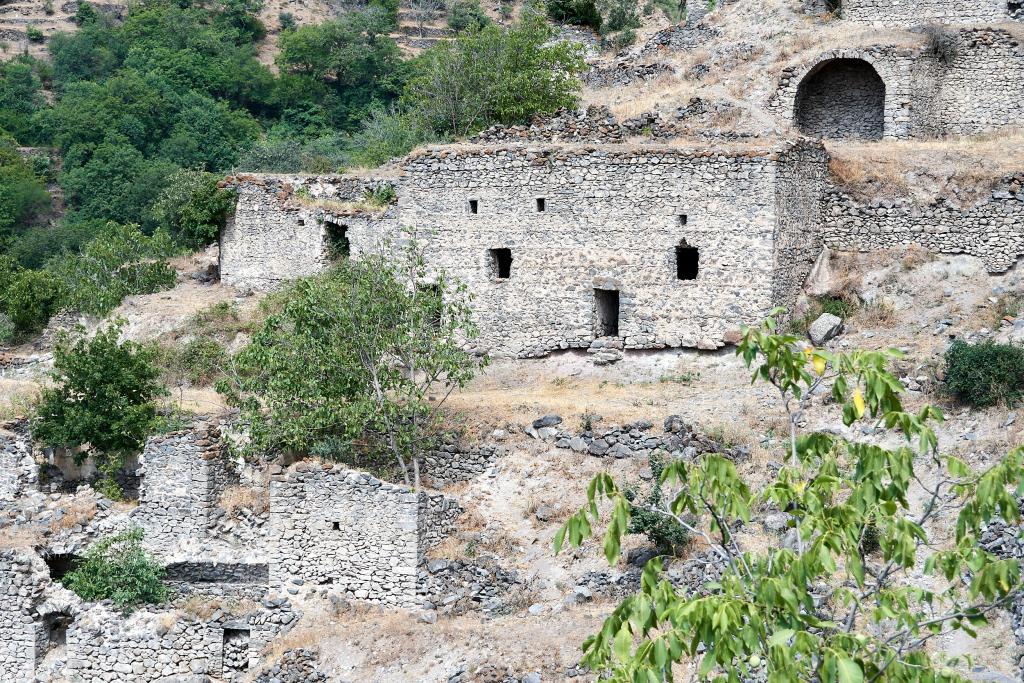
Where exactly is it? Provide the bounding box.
[50,496,98,532]
[219,485,269,517]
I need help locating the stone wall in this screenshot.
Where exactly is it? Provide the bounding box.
[268,463,459,606]
[222,141,827,357]
[822,176,1024,272]
[220,174,397,291]
[0,551,47,683]
[163,561,270,601]
[422,442,506,489]
[835,0,1015,25]
[0,420,35,501]
[770,31,1024,139]
[133,422,239,553]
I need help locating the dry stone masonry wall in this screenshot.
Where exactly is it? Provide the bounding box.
[268,463,459,607]
[834,0,1017,25]
[0,420,35,501]
[222,140,828,358]
[823,175,1024,272]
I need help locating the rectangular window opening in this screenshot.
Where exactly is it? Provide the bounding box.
[331,521,341,531]
[324,222,350,261]
[223,628,251,674]
[678,214,688,226]
[535,197,546,212]
[489,248,512,279]
[419,284,443,328]
[676,245,699,281]
[468,199,479,214]
[594,289,619,338]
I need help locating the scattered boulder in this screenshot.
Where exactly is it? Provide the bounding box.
[808,313,844,345]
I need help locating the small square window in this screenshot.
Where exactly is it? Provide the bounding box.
[535,197,546,212]
[297,218,305,226]
[468,199,479,214]
[331,521,341,531]
[489,248,512,279]
[678,215,688,226]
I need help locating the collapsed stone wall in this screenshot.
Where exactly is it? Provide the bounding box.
[771,31,1024,139]
[0,551,50,683]
[822,175,1024,272]
[133,422,239,553]
[268,464,459,606]
[0,420,36,501]
[422,442,507,489]
[835,0,1015,25]
[220,174,398,291]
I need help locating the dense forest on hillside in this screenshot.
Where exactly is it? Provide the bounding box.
[0,0,585,342]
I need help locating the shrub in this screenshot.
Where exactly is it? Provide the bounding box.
[0,138,51,240]
[278,11,296,31]
[944,339,1024,408]
[62,529,167,610]
[34,322,165,497]
[152,169,236,249]
[547,0,602,28]
[6,219,104,269]
[0,312,13,344]
[624,452,691,554]
[47,222,177,317]
[347,108,435,168]
[26,25,45,43]
[180,337,228,385]
[447,0,490,32]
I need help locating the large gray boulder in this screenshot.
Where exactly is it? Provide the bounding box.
[808,313,843,346]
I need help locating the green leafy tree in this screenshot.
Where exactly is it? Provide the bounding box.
[62,528,167,610]
[556,312,1024,682]
[218,241,484,486]
[152,168,236,248]
[447,0,490,32]
[0,57,48,143]
[47,222,177,316]
[0,137,50,240]
[404,14,585,137]
[0,257,62,333]
[35,322,165,497]
[547,0,602,29]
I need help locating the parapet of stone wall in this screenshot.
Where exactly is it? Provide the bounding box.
[268,463,460,607]
[422,442,507,489]
[835,0,1016,25]
[134,421,239,553]
[822,176,1024,272]
[0,420,36,501]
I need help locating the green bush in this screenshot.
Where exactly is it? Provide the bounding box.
[624,452,691,554]
[0,138,50,240]
[34,322,165,496]
[26,25,45,43]
[0,259,63,333]
[0,312,13,344]
[6,219,103,269]
[447,0,490,32]
[152,169,236,249]
[944,339,1024,408]
[62,529,167,610]
[547,0,602,29]
[278,11,296,31]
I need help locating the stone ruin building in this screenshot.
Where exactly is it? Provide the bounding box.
[220,5,1024,360]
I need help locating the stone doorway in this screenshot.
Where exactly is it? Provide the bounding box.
[594,289,619,337]
[794,58,885,139]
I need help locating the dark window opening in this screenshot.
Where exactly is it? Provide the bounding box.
[44,554,81,581]
[324,221,349,260]
[1010,0,1022,13]
[489,248,512,279]
[535,197,546,212]
[223,628,251,673]
[321,577,335,585]
[468,199,479,214]
[594,289,619,337]
[331,521,341,531]
[297,218,305,226]
[794,58,885,139]
[419,284,443,328]
[679,215,688,226]
[37,611,72,666]
[826,0,841,13]
[676,244,699,280]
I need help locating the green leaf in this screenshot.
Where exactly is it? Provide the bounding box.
[836,657,863,683]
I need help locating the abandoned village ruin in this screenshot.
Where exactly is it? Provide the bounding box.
[3,0,1024,680]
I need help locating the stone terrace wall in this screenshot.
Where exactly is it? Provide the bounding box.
[220,174,398,291]
[134,422,239,553]
[822,175,1024,272]
[837,0,1014,25]
[0,420,35,501]
[400,142,824,356]
[268,464,459,607]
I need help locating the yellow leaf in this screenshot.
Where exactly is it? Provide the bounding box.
[803,346,813,359]
[813,355,826,376]
[853,388,866,418]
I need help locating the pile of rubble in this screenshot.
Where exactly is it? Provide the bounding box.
[419,557,521,617]
[526,413,750,462]
[254,647,327,683]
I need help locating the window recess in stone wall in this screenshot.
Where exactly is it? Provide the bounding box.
[43,553,81,581]
[794,58,885,139]
[223,628,251,674]
[468,199,479,214]
[324,221,350,261]
[489,248,513,279]
[678,215,688,226]
[594,289,620,337]
[676,242,699,280]
[37,611,72,666]
[535,197,546,212]
[419,284,443,328]
[331,520,341,530]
